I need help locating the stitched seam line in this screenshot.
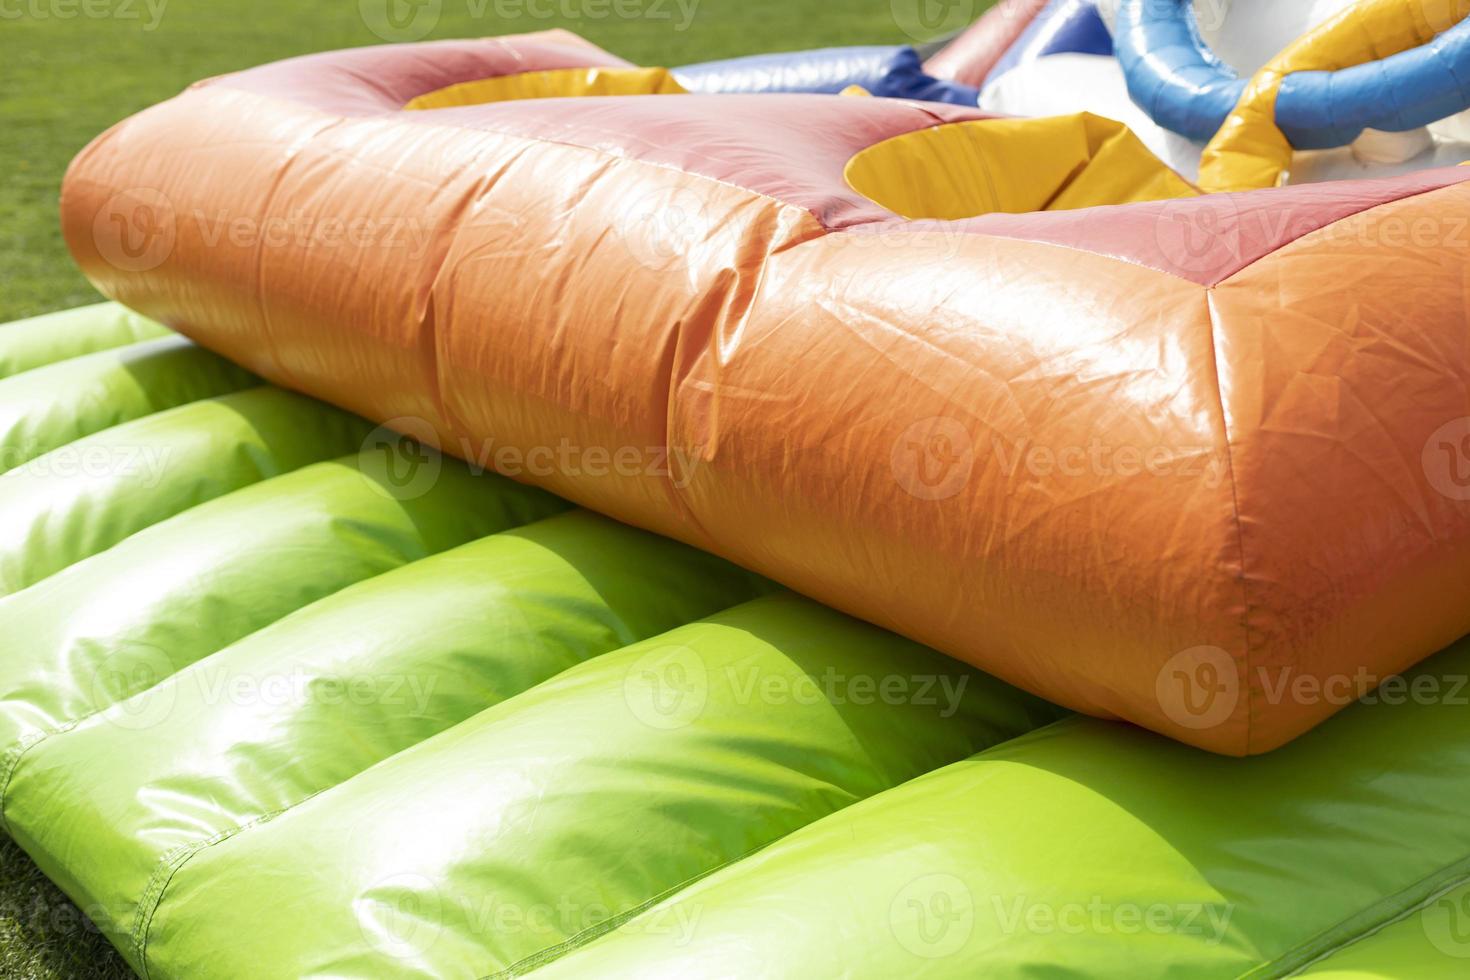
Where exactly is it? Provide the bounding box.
[1,713,117,833]
[1240,854,1470,978]
[1201,289,1255,753]
[1214,175,1470,286]
[130,790,328,978]
[480,836,782,979]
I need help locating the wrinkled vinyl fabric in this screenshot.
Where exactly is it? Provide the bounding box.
[6,306,1470,978]
[60,30,1470,755]
[0,304,1064,977]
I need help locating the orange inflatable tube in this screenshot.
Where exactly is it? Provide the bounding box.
[61,31,1470,754]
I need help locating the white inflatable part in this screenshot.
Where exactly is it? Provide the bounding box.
[1191,0,1361,75]
[1432,109,1470,142]
[979,53,1206,178]
[1351,127,1435,165]
[990,0,1470,186]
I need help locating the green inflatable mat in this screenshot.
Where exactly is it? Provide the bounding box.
[3,304,1470,979]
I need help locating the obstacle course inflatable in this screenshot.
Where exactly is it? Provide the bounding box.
[60,28,1470,756]
[936,0,1470,184]
[4,3,1470,976]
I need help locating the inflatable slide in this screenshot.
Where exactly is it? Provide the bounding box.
[4,3,1470,976]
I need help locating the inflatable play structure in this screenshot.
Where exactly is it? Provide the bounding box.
[3,2,1470,976]
[929,0,1470,183]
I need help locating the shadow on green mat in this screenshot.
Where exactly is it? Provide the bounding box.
[0,836,131,979]
[0,1,997,975]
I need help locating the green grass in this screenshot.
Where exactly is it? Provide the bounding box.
[0,848,133,980]
[0,2,976,976]
[0,0,941,324]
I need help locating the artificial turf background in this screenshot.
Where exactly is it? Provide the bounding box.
[0,0,968,324]
[0,0,989,975]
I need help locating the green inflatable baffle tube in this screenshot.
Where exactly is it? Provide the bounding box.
[0,302,170,380]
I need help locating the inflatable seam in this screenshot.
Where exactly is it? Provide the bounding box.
[1201,291,1254,755]
[1245,855,1470,977]
[1213,176,1470,286]
[656,221,831,543]
[246,116,351,392]
[130,790,329,977]
[482,836,782,978]
[410,144,540,443]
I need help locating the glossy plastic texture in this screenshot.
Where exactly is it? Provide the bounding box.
[0,386,376,595]
[130,594,1061,978]
[843,112,1196,219]
[1113,0,1248,141]
[925,0,1048,87]
[1118,0,1470,185]
[983,0,1112,86]
[6,305,1470,979]
[539,635,1470,978]
[1199,0,1470,190]
[0,308,1066,977]
[59,31,1470,754]
[0,302,168,378]
[4,511,780,973]
[673,45,980,104]
[0,333,257,476]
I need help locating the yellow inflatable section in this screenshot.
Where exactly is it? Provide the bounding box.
[845,112,1197,220]
[405,66,686,109]
[1199,0,1470,192]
